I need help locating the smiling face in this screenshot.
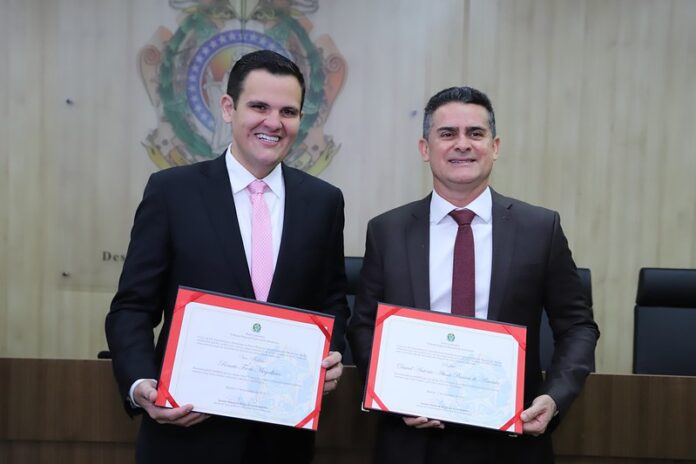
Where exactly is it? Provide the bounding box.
[419,102,500,206]
[221,69,303,179]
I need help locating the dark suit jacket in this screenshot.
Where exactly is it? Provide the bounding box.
[347,189,599,464]
[105,154,349,463]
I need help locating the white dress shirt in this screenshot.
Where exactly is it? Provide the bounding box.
[429,187,493,319]
[225,148,285,271]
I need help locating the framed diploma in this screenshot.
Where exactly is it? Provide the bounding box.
[363,303,526,433]
[155,287,334,430]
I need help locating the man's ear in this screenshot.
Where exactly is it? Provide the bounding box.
[418,137,430,162]
[221,94,235,123]
[492,135,501,161]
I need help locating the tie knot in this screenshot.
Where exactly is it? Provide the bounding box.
[247,179,268,195]
[449,208,476,226]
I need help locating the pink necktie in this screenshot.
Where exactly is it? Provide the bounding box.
[248,180,273,301]
[449,208,476,317]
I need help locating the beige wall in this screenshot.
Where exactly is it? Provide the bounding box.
[1,0,695,373]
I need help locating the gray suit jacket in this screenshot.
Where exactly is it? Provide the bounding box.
[347,188,599,463]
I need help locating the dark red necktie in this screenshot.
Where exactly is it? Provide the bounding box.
[449,209,476,317]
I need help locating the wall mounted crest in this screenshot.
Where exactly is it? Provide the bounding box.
[138,0,347,175]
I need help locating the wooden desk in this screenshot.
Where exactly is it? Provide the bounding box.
[552,373,696,462]
[1,359,695,463]
[0,358,137,463]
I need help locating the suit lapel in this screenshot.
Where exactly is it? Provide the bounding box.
[267,164,305,302]
[407,196,431,310]
[199,154,254,297]
[488,189,515,321]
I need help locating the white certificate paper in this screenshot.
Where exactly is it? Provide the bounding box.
[364,303,525,433]
[156,287,334,430]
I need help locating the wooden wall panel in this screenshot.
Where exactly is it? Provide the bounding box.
[2,0,47,357]
[1,0,695,375]
[659,0,696,266]
[0,0,10,357]
[315,0,468,252]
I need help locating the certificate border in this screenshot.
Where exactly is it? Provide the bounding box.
[155,286,334,431]
[364,302,526,433]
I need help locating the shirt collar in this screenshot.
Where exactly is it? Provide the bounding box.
[225,146,284,197]
[430,186,492,225]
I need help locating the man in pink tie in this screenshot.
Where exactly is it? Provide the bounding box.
[348,86,599,463]
[106,50,348,463]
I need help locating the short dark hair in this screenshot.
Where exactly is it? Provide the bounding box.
[226,50,306,110]
[422,86,496,139]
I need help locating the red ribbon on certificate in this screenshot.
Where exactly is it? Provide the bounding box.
[159,388,180,409]
[295,409,319,429]
[502,325,527,351]
[375,305,402,328]
[309,314,332,340]
[499,408,523,432]
[365,388,389,412]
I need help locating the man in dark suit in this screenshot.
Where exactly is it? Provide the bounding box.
[348,86,599,463]
[105,50,348,463]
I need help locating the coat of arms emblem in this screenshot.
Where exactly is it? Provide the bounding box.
[139,0,346,174]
